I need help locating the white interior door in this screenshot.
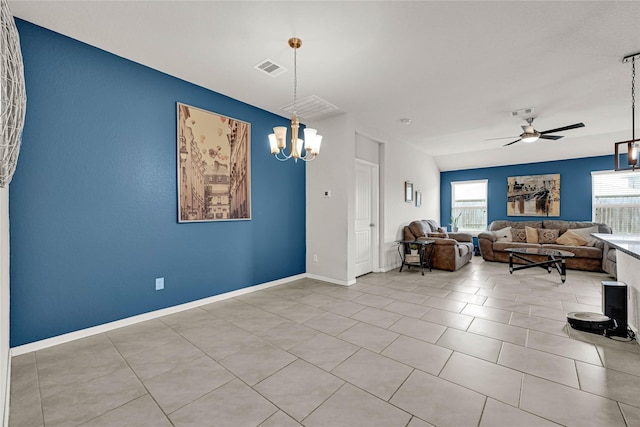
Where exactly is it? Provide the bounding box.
[355,161,378,277]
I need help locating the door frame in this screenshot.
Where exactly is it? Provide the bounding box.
[355,159,380,274]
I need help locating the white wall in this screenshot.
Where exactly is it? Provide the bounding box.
[306,114,440,283]
[306,114,357,285]
[0,187,9,425]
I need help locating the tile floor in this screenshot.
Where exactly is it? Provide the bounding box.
[8,258,640,426]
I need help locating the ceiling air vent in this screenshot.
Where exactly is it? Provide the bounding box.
[281,95,339,119]
[254,59,287,77]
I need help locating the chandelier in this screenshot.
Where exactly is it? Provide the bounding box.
[269,38,322,162]
[615,52,640,171]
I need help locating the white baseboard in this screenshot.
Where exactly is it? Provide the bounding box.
[11,274,306,356]
[306,274,356,287]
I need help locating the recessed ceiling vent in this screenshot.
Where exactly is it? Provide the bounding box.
[511,107,535,119]
[281,95,339,119]
[254,59,287,77]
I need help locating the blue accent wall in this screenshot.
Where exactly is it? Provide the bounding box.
[10,20,306,346]
[440,155,614,228]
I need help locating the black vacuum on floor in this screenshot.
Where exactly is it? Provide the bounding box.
[567,281,628,337]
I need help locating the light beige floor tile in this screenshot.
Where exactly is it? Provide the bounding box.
[461,304,512,323]
[41,366,146,427]
[337,322,400,352]
[176,322,262,361]
[389,290,429,304]
[353,293,395,308]
[445,291,487,305]
[169,379,277,427]
[421,296,466,313]
[467,318,527,346]
[412,286,451,298]
[421,308,473,330]
[303,383,411,427]
[498,342,578,388]
[526,330,601,365]
[256,320,319,350]
[383,300,431,318]
[332,349,412,400]
[107,320,185,358]
[529,305,570,322]
[436,328,502,362]
[123,337,204,381]
[320,300,366,317]
[515,294,564,310]
[78,395,172,427]
[389,316,447,343]
[289,333,359,371]
[520,374,626,427]
[382,335,452,375]
[255,359,343,421]
[596,344,640,376]
[407,417,435,427]
[562,300,603,313]
[443,284,480,294]
[479,398,560,427]
[361,284,399,297]
[483,297,530,314]
[303,312,358,335]
[390,369,485,427]
[227,309,288,334]
[9,354,43,427]
[476,288,519,302]
[144,356,234,413]
[351,306,403,328]
[295,292,338,308]
[439,352,522,406]
[258,411,302,427]
[620,403,640,427]
[576,361,640,407]
[219,341,296,386]
[273,302,325,323]
[509,312,569,337]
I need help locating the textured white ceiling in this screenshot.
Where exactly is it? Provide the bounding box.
[9,1,640,170]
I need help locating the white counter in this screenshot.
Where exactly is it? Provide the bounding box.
[593,233,640,335]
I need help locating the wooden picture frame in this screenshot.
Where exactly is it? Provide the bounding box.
[405,181,413,203]
[177,102,251,222]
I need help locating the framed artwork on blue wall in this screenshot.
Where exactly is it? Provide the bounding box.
[507,173,560,216]
[177,103,251,222]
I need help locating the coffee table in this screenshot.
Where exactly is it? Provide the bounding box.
[505,247,575,283]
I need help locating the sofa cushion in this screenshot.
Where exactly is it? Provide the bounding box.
[458,244,470,257]
[493,242,540,251]
[569,225,599,246]
[409,221,430,238]
[542,220,570,234]
[538,228,560,244]
[494,226,513,242]
[556,229,588,246]
[489,220,542,231]
[542,244,602,259]
[525,226,538,243]
[511,228,527,242]
[428,232,448,238]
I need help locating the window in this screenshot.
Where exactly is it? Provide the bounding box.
[451,180,488,231]
[592,171,640,233]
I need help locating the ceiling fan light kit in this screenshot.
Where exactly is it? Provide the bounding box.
[614,51,640,171]
[498,117,585,147]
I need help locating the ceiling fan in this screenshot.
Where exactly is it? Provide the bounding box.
[488,117,585,146]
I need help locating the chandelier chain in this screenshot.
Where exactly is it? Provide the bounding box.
[633,57,636,141]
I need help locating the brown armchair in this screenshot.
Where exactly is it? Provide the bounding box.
[403,220,474,271]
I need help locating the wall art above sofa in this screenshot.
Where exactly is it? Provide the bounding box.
[507,173,559,217]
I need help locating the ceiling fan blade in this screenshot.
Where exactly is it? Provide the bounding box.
[539,134,563,140]
[504,139,521,146]
[485,136,518,141]
[540,123,585,135]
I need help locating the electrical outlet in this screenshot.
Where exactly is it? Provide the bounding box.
[155,277,164,291]
[313,254,318,262]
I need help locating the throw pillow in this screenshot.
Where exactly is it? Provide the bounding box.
[538,228,560,244]
[511,228,527,242]
[428,232,448,238]
[525,226,539,243]
[556,230,588,246]
[493,226,512,242]
[569,226,600,246]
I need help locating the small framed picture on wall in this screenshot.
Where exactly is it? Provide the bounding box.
[415,190,422,207]
[405,181,413,203]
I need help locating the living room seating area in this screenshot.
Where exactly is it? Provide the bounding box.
[403,220,474,272]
